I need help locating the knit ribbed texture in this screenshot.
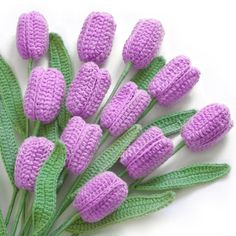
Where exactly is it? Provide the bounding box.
[61,116,102,175]
[14,137,54,191]
[100,82,151,137]
[148,55,200,106]
[77,12,116,65]
[181,104,233,151]
[66,62,110,119]
[123,19,164,69]
[24,67,65,124]
[120,127,173,179]
[16,11,49,60]
[73,171,128,223]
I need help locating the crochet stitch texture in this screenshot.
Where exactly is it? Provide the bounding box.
[148,55,200,106]
[181,103,233,151]
[73,171,128,222]
[24,67,65,124]
[77,12,116,65]
[61,116,102,175]
[123,19,164,69]
[120,127,173,179]
[100,82,151,136]
[14,137,54,192]
[16,11,49,60]
[66,62,111,119]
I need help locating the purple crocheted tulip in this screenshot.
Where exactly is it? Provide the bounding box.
[77,12,116,65]
[66,62,110,119]
[123,19,164,69]
[148,55,200,106]
[24,67,65,124]
[181,104,233,152]
[61,116,102,175]
[16,11,49,60]
[100,82,151,137]
[73,171,128,222]
[14,137,54,191]
[120,127,173,179]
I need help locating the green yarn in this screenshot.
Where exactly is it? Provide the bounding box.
[0,207,8,236]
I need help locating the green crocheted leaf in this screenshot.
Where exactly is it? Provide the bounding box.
[49,32,73,130]
[38,122,59,143]
[67,192,175,234]
[143,109,197,136]
[131,56,165,90]
[0,207,8,236]
[0,55,26,137]
[32,141,66,235]
[0,99,18,185]
[132,163,230,191]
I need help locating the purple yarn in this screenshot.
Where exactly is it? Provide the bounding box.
[120,127,173,179]
[16,11,49,60]
[148,55,200,106]
[100,82,151,137]
[61,116,102,175]
[24,67,65,124]
[181,104,233,152]
[14,137,54,192]
[66,62,111,119]
[123,19,164,69]
[73,171,128,222]
[77,12,116,65]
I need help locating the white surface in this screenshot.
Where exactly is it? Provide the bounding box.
[0,0,236,235]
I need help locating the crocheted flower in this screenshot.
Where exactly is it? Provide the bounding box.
[120,127,173,179]
[66,62,111,119]
[100,82,151,137]
[16,11,49,60]
[73,171,128,222]
[123,19,164,69]
[77,12,116,65]
[61,116,102,175]
[14,137,54,192]
[181,104,233,152]
[24,67,65,124]
[148,55,200,106]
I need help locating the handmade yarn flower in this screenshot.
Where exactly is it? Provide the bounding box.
[16,11,49,60]
[14,137,54,192]
[181,103,233,152]
[120,127,173,179]
[61,116,102,175]
[123,19,164,69]
[66,62,111,119]
[100,82,151,136]
[24,67,65,124]
[73,171,128,222]
[77,12,116,65]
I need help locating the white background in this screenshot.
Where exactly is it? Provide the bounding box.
[0,0,236,235]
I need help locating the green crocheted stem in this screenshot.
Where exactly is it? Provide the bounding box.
[0,206,7,236]
[137,98,156,122]
[5,187,18,226]
[32,120,41,136]
[100,129,110,146]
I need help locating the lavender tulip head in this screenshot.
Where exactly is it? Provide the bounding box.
[24,67,65,124]
[73,171,128,222]
[148,55,200,106]
[181,104,233,152]
[14,137,54,192]
[66,62,111,119]
[16,11,49,60]
[77,12,116,65]
[120,127,173,179]
[61,116,102,175]
[123,19,164,69]
[100,82,151,137]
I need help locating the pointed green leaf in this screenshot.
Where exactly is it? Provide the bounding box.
[0,207,8,236]
[67,192,175,234]
[133,163,230,191]
[144,109,197,136]
[38,121,59,143]
[131,56,165,90]
[32,141,66,235]
[0,55,26,137]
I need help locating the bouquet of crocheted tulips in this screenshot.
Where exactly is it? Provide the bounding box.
[0,11,233,236]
